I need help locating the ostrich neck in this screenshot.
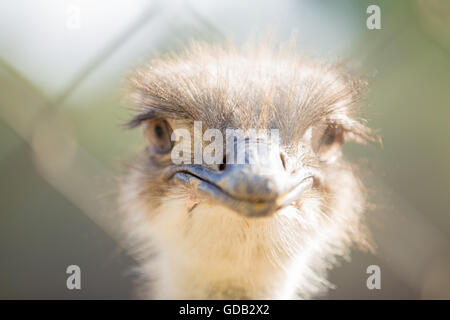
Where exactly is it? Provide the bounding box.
[152,245,303,299]
[145,202,319,299]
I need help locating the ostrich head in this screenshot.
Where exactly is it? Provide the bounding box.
[119,42,373,299]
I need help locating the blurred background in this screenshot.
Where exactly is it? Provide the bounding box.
[1,0,449,299]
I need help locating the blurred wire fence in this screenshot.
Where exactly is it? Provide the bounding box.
[1,0,449,298]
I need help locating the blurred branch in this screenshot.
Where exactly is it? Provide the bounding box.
[52,3,161,108]
[368,176,450,297]
[187,4,225,40]
[0,59,127,252]
[0,3,163,252]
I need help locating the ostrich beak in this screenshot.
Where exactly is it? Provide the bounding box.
[164,139,319,217]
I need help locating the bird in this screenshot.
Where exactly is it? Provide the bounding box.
[118,40,374,299]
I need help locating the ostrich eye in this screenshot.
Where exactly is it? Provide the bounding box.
[145,119,173,155]
[318,125,344,163]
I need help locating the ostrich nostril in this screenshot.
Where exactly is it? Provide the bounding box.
[280,152,287,170]
[218,154,227,171]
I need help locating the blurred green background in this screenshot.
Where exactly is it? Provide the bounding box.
[1,0,449,299]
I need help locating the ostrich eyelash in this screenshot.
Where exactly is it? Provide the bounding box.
[126,108,159,129]
[323,118,377,145]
